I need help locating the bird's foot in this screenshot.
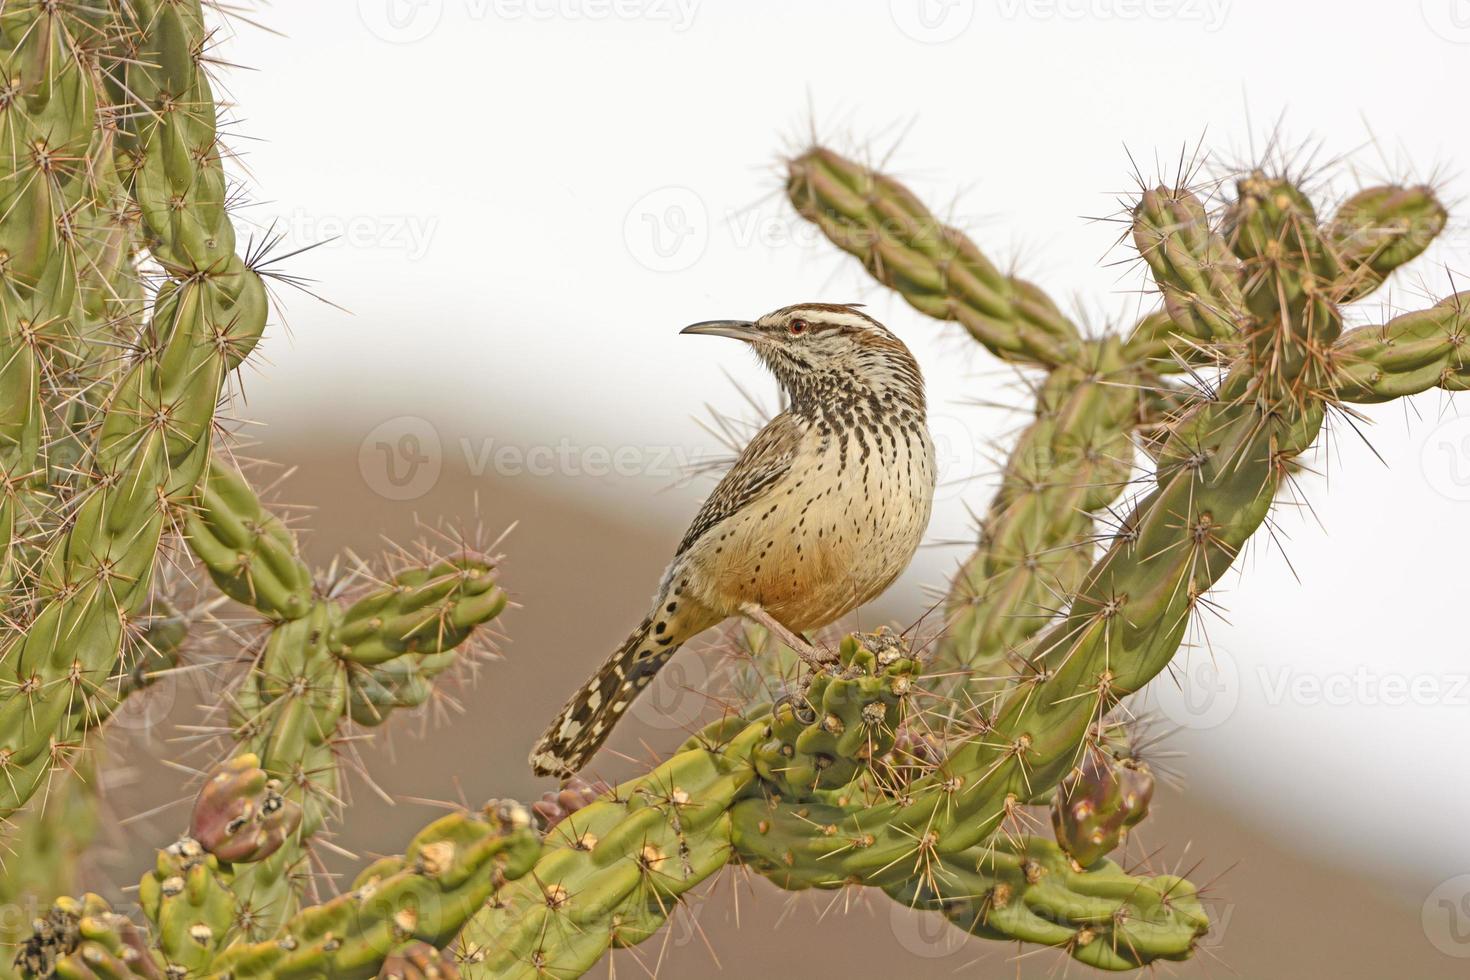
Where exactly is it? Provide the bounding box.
[739,603,836,671]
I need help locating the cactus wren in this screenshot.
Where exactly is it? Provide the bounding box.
[530,303,935,778]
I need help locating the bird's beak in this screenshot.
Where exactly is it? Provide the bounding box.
[680,319,761,342]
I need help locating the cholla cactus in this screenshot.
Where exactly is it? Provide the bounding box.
[4,4,1467,979]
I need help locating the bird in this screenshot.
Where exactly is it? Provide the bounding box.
[529,302,935,779]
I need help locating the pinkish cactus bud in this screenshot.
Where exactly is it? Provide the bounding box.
[531,776,611,832]
[1051,750,1155,868]
[378,941,460,979]
[189,753,302,864]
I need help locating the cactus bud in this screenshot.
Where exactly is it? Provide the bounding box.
[531,777,611,832]
[189,754,302,864]
[378,942,460,979]
[1050,750,1154,867]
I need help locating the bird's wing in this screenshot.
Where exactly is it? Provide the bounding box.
[675,411,806,558]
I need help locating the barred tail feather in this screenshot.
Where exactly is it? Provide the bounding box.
[530,613,686,779]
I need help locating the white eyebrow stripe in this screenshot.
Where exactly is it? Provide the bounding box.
[787,309,876,330]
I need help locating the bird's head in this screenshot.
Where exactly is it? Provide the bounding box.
[681,303,925,413]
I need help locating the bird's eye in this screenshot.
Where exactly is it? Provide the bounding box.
[788,318,809,336]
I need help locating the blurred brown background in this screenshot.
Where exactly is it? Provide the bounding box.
[90,437,1457,980]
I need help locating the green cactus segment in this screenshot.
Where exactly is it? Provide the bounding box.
[190,753,304,865]
[753,631,918,798]
[212,804,541,979]
[186,464,315,620]
[787,147,1080,367]
[0,309,40,603]
[460,719,768,979]
[73,604,188,731]
[0,0,266,821]
[1126,185,1245,362]
[732,813,1206,969]
[347,648,458,727]
[888,838,1206,971]
[0,236,265,823]
[0,2,115,605]
[339,554,505,725]
[117,0,235,275]
[1323,185,1446,301]
[217,543,504,933]
[224,601,346,934]
[938,341,1141,683]
[337,556,506,666]
[1327,292,1470,402]
[1050,748,1154,868]
[136,839,240,976]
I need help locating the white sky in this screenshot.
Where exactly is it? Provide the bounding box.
[217,0,1470,891]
